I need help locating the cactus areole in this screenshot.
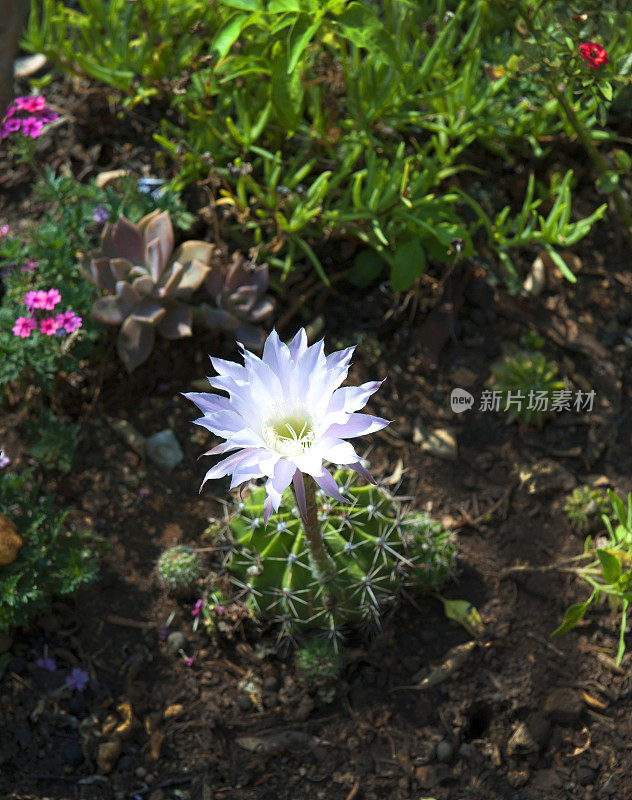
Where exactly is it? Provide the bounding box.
[185,328,390,578]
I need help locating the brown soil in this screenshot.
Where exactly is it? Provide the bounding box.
[2,74,632,800]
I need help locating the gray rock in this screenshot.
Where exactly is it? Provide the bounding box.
[526,714,551,749]
[457,743,473,760]
[436,740,454,763]
[263,676,279,692]
[166,631,187,653]
[146,430,184,470]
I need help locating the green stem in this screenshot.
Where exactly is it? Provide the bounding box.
[294,474,337,583]
[551,87,632,247]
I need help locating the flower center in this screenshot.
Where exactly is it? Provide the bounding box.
[262,407,315,457]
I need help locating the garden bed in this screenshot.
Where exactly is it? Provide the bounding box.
[2,55,632,800]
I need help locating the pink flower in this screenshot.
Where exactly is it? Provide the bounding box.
[184,656,194,667]
[34,290,48,309]
[20,118,44,139]
[24,291,38,312]
[43,288,61,310]
[12,316,37,338]
[39,317,60,336]
[15,96,46,112]
[191,599,204,617]
[579,42,609,69]
[55,309,82,333]
[0,224,9,239]
[21,260,36,273]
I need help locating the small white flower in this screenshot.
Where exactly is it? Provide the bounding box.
[0,450,10,470]
[185,328,389,525]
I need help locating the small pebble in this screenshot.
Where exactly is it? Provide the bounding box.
[458,743,473,760]
[166,631,187,653]
[135,766,147,780]
[237,696,252,712]
[117,754,134,773]
[263,676,279,692]
[436,740,454,763]
[577,766,596,786]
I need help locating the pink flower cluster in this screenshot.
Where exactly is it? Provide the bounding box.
[12,288,82,339]
[1,96,58,140]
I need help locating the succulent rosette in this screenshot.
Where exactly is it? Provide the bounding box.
[200,253,275,351]
[185,328,389,525]
[84,210,213,371]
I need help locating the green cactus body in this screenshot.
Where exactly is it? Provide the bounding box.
[157,544,203,593]
[225,470,454,638]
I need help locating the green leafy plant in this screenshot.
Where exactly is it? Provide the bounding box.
[554,490,632,665]
[0,470,100,632]
[24,0,616,290]
[157,544,203,594]
[26,407,79,473]
[565,485,611,533]
[490,351,566,426]
[222,469,455,642]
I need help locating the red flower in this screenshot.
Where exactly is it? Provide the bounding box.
[579,42,609,69]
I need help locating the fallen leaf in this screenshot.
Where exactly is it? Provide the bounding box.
[412,641,477,690]
[236,730,318,755]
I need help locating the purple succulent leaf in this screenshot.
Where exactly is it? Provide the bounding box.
[160,261,185,298]
[173,240,214,267]
[92,295,130,325]
[117,316,155,372]
[234,322,265,351]
[175,258,211,298]
[156,303,192,339]
[225,256,249,291]
[230,285,259,308]
[136,209,161,238]
[111,258,134,283]
[132,274,154,296]
[116,280,141,305]
[133,298,167,324]
[204,267,225,300]
[111,216,145,265]
[250,263,269,295]
[89,257,117,292]
[129,265,150,279]
[144,211,174,274]
[198,303,240,332]
[146,238,165,284]
[248,297,275,322]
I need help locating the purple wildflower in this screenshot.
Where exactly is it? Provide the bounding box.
[0,450,10,469]
[158,626,169,641]
[65,667,90,692]
[21,260,36,273]
[35,656,56,672]
[92,206,109,224]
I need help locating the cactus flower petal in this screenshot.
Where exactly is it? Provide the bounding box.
[185,328,388,524]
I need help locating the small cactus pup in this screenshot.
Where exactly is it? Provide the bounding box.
[83,210,214,371]
[185,327,454,643]
[490,351,565,427]
[295,637,342,703]
[157,545,203,595]
[564,485,611,533]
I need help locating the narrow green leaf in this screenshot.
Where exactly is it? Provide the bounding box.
[552,599,591,637]
[287,13,320,74]
[221,0,262,10]
[617,598,629,665]
[270,47,303,132]
[609,490,628,527]
[597,548,622,584]
[212,13,251,60]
